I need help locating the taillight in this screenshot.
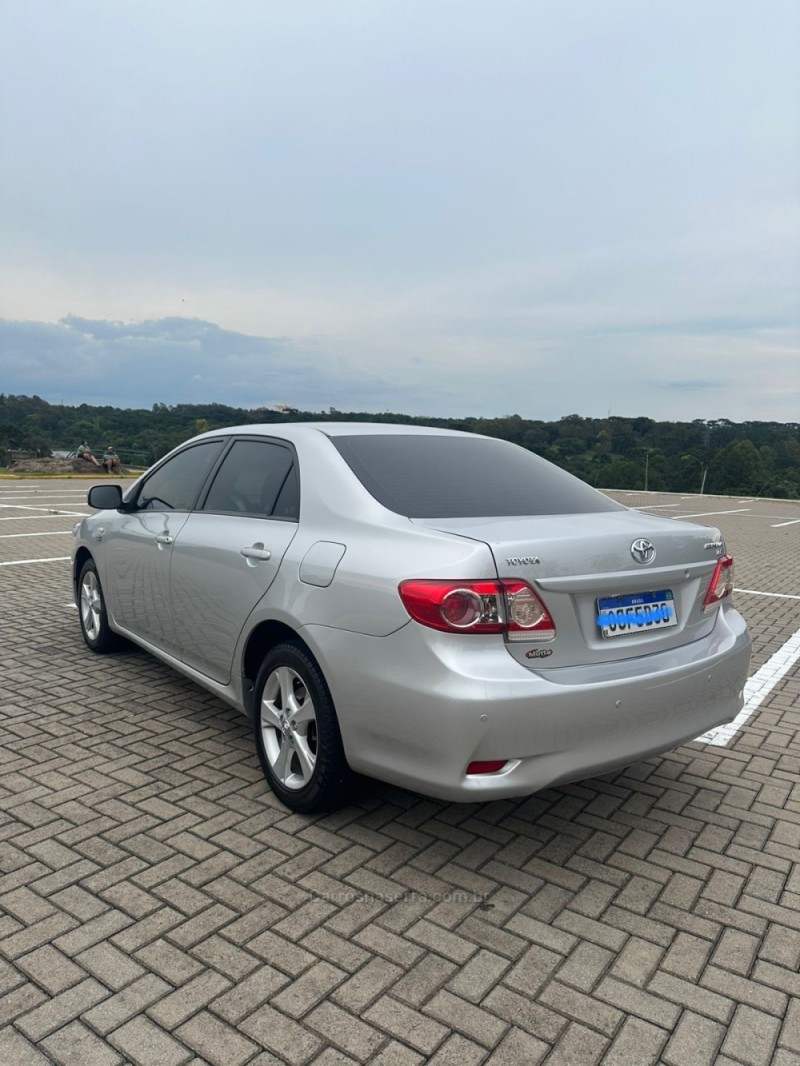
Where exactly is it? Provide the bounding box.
[503,581,556,642]
[703,554,735,611]
[398,581,503,633]
[398,579,555,641]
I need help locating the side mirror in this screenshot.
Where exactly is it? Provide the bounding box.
[88,484,123,510]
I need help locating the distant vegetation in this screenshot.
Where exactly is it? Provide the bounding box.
[1,393,798,498]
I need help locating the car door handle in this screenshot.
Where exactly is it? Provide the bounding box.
[240,545,272,561]
[155,533,173,545]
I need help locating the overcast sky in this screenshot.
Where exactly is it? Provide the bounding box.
[1,0,798,421]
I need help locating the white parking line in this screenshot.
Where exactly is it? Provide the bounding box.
[0,503,59,510]
[0,513,89,521]
[772,519,800,528]
[0,503,86,514]
[698,627,800,746]
[634,504,680,511]
[0,530,73,538]
[0,493,89,500]
[673,508,751,519]
[736,588,800,601]
[0,556,71,567]
[0,498,87,506]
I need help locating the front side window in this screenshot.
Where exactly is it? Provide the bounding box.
[202,440,297,518]
[136,441,224,511]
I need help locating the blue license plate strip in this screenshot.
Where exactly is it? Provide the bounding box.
[597,589,677,638]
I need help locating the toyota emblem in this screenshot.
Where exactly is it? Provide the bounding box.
[631,538,656,564]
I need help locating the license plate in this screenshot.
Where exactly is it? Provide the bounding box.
[597,589,677,638]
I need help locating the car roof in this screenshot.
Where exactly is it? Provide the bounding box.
[199,422,473,440]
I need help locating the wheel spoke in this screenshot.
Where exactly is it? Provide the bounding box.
[288,694,315,726]
[259,692,282,731]
[275,666,296,708]
[272,739,292,785]
[292,734,316,784]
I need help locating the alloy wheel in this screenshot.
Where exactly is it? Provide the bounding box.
[80,570,102,642]
[260,665,319,790]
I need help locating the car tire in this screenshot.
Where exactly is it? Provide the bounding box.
[78,558,123,653]
[253,641,357,813]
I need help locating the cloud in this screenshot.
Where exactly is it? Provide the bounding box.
[2,312,797,424]
[0,315,408,411]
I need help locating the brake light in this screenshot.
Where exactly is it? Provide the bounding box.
[703,554,735,611]
[398,579,555,641]
[398,580,503,633]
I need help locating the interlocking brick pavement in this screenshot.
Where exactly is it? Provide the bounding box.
[1,481,799,1064]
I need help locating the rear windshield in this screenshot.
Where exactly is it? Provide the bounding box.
[331,434,623,518]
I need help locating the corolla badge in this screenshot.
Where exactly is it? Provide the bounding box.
[631,538,656,565]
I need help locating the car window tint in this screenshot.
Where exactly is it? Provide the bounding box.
[203,440,296,517]
[137,441,224,511]
[332,434,624,518]
[273,464,300,520]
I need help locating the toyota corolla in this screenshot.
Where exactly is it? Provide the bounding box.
[73,423,751,812]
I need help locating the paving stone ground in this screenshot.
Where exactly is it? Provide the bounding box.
[1,480,799,1065]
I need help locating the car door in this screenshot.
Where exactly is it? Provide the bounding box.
[169,437,300,684]
[104,440,225,651]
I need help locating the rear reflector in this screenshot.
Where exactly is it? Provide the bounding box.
[466,760,507,775]
[703,554,735,611]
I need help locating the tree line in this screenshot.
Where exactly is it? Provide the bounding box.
[1,393,798,498]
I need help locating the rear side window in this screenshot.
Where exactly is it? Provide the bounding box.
[273,464,300,520]
[202,440,297,518]
[136,441,224,511]
[331,434,623,518]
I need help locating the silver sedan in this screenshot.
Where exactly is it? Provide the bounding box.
[73,423,751,812]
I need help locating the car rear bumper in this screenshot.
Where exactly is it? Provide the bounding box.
[304,603,751,802]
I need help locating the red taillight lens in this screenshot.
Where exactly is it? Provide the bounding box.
[466,760,508,775]
[398,580,503,633]
[703,554,735,611]
[398,579,555,641]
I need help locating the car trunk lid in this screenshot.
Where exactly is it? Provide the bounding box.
[411,510,727,670]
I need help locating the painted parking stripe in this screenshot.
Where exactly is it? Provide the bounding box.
[0,530,73,539]
[0,514,88,522]
[0,493,89,500]
[0,556,71,567]
[0,503,85,514]
[698,627,800,747]
[673,508,751,519]
[0,498,87,506]
[0,503,61,510]
[736,588,800,601]
[772,519,800,528]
